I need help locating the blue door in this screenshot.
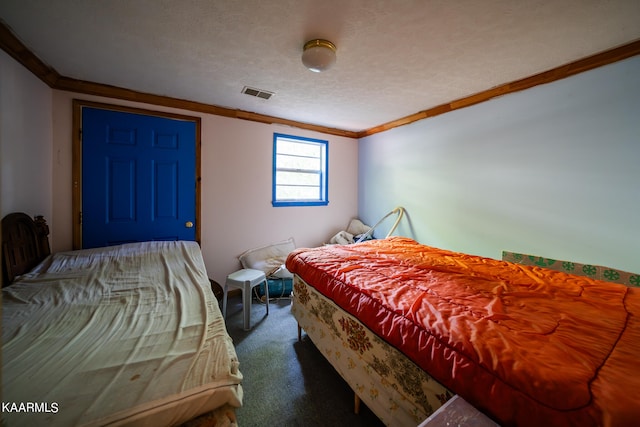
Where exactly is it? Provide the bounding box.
[81,107,197,248]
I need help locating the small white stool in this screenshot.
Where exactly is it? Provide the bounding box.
[222,268,269,330]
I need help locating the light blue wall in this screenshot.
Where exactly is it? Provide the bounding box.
[359,56,640,273]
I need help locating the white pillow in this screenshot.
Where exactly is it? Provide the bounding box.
[238,238,296,278]
[270,264,294,279]
[329,230,354,245]
[346,218,371,236]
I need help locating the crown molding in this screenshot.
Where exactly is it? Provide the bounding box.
[1,20,638,139]
[358,39,640,137]
[0,22,60,86]
[0,21,358,139]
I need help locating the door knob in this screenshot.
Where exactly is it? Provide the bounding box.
[185,221,194,228]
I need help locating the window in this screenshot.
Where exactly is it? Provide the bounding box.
[272,133,328,207]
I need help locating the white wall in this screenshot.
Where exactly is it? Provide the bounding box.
[6,47,639,279]
[1,52,358,285]
[49,92,358,284]
[0,51,52,226]
[359,56,640,273]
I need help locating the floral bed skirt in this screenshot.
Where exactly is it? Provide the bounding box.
[291,275,452,426]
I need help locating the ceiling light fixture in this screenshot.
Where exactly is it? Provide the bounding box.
[301,39,337,72]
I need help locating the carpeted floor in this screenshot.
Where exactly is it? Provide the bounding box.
[223,293,385,427]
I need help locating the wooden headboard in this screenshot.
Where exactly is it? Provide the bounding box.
[1,212,51,287]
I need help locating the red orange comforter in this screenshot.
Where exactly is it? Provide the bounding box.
[285,237,640,426]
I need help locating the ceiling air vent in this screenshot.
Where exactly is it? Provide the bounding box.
[242,86,274,100]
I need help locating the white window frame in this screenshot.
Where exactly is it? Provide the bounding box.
[272,133,328,207]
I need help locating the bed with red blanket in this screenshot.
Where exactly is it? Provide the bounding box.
[285,237,640,427]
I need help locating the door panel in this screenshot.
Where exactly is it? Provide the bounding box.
[109,158,136,222]
[81,107,197,248]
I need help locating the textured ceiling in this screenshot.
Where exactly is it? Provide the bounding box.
[1,0,639,132]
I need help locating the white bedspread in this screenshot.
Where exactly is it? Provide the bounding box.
[2,241,243,426]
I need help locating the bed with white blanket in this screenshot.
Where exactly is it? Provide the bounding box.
[2,212,242,426]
